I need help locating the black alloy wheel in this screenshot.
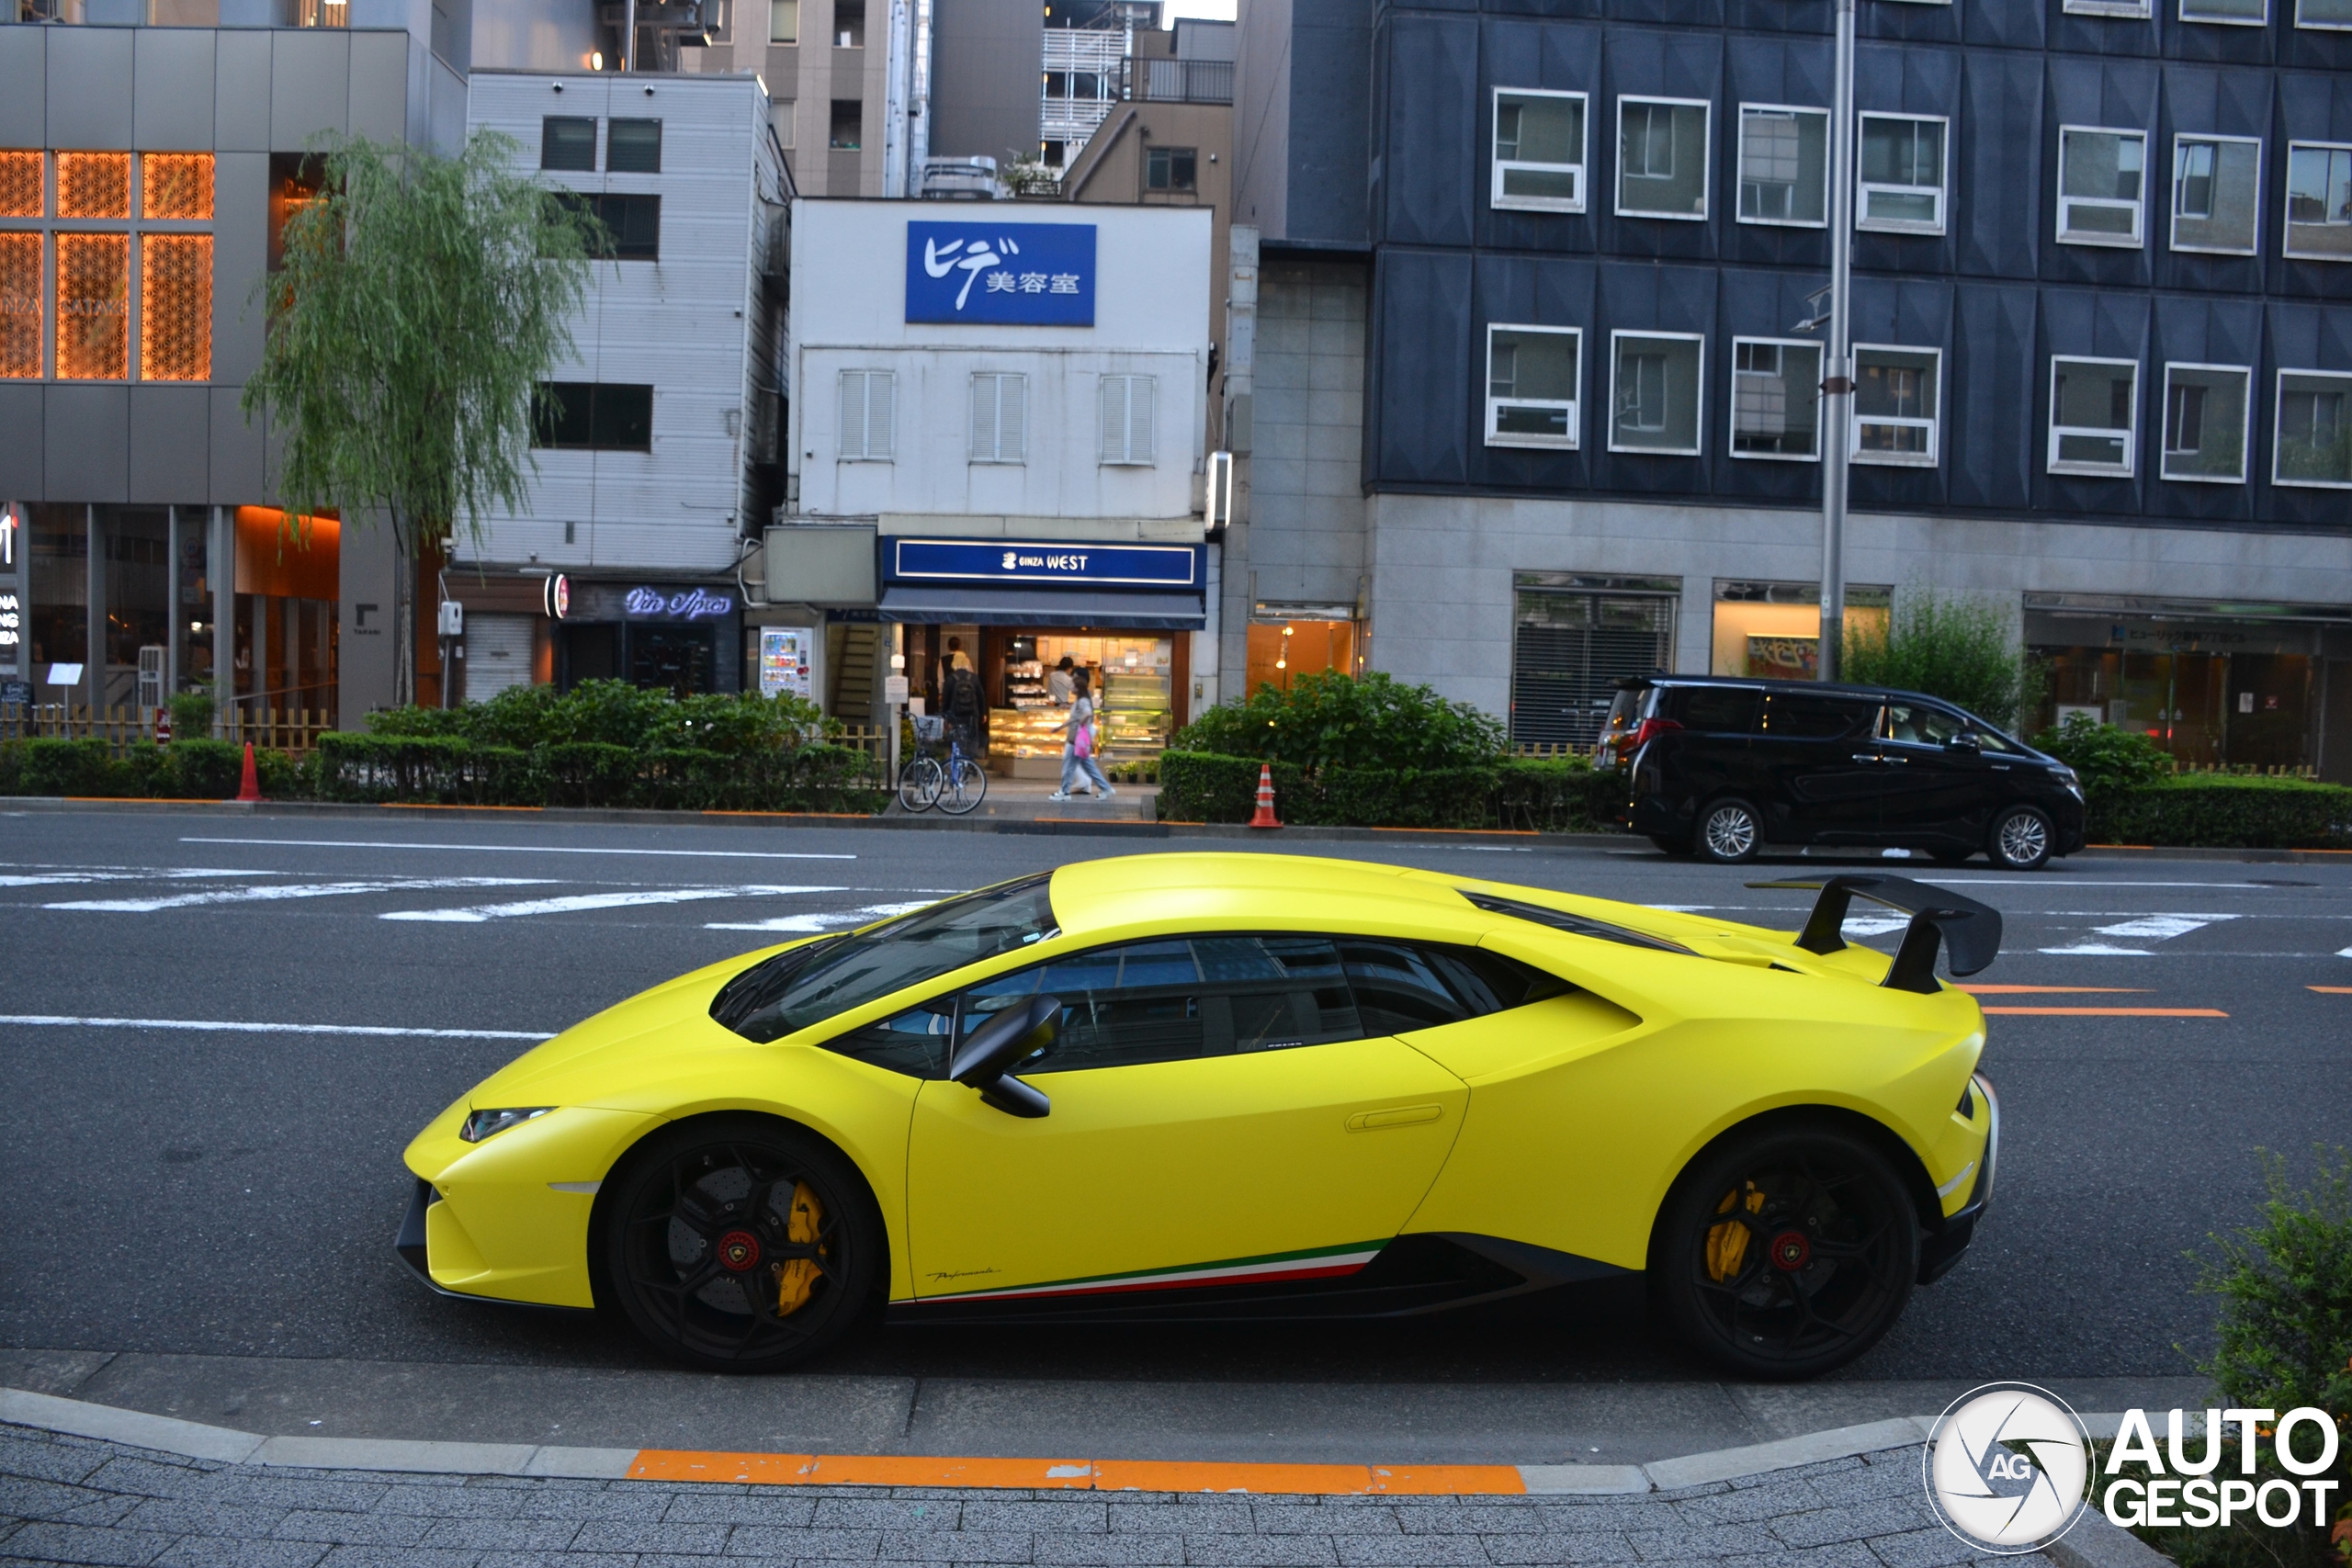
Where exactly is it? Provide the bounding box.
[1695,798,1763,864]
[604,1115,881,1371]
[1653,1124,1919,1380]
[1987,806,2053,871]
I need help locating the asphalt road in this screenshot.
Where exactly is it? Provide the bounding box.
[1,807,2344,1449]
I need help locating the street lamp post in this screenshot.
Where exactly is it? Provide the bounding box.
[1817,0,1856,682]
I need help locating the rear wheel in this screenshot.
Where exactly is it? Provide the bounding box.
[604,1115,882,1371]
[1987,806,2053,871]
[1694,798,1762,864]
[936,756,989,816]
[1652,1123,1919,1380]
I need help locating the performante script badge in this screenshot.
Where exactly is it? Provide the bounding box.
[1923,1382,2094,1554]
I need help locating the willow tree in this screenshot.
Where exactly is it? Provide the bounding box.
[242,131,596,706]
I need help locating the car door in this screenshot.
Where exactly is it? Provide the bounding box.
[1872,700,1994,845]
[903,934,1468,1303]
[1750,690,1885,842]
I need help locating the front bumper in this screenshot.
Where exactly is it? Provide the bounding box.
[394,1177,594,1313]
[1917,1071,1998,1284]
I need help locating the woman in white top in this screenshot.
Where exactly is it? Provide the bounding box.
[1050,670,1115,801]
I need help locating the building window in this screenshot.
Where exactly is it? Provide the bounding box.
[57,152,129,220]
[542,116,598,172]
[2274,370,2352,487]
[1730,338,1823,460]
[2171,135,2261,254]
[1492,88,1587,213]
[1100,374,1157,465]
[139,235,211,382]
[2065,0,2148,17]
[830,100,864,151]
[2180,0,2264,23]
[2284,143,2352,261]
[557,192,662,259]
[1485,324,1580,449]
[55,232,127,380]
[834,0,865,44]
[0,150,41,217]
[534,383,653,451]
[2160,364,2250,483]
[2053,127,2147,247]
[2299,0,2352,26]
[773,101,797,148]
[0,232,37,378]
[1852,346,1940,464]
[839,368,895,459]
[769,0,797,39]
[608,118,662,175]
[2048,356,2138,476]
[141,153,212,220]
[969,371,1027,462]
[1616,98,1709,220]
[1857,114,1947,234]
[1145,146,1197,192]
[1736,105,1828,226]
[1609,331,1703,454]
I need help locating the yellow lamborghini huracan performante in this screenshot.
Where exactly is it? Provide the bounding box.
[398,853,2001,1380]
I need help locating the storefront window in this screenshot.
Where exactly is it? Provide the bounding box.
[2029,607,2327,772]
[1245,616,1358,695]
[1710,581,1891,679]
[987,632,1175,773]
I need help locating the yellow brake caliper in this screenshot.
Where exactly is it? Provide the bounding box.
[1706,1184,1766,1281]
[775,1181,826,1315]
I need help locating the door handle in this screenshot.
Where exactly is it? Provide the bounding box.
[1849,753,1881,763]
[1345,1104,1443,1132]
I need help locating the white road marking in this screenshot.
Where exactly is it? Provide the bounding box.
[183,836,855,861]
[0,1014,551,1041]
[0,869,285,887]
[45,876,553,913]
[707,899,934,932]
[2039,912,2239,955]
[385,885,849,923]
[2339,946,2352,959]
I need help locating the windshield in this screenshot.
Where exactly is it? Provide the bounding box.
[711,874,1059,1043]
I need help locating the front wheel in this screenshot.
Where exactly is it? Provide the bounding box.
[935,757,989,816]
[1987,806,2053,871]
[1695,798,1763,864]
[603,1115,883,1371]
[897,756,942,813]
[1652,1123,1919,1380]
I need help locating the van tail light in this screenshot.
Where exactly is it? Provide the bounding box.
[1621,716,1683,756]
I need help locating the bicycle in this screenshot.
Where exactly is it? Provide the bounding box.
[897,716,989,816]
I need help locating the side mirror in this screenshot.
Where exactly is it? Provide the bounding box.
[1946,732,1981,751]
[949,994,1060,1119]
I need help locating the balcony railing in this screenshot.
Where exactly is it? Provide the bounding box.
[1122,55,1233,105]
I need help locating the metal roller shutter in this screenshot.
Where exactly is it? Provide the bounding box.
[465,613,537,703]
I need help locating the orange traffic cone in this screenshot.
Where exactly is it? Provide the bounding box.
[235,742,263,803]
[1248,762,1281,829]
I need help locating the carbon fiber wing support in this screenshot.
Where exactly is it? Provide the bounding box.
[1746,875,2002,994]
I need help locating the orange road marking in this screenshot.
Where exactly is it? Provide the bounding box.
[1981,1006,2228,1018]
[2310,987,2352,995]
[1958,986,2149,994]
[626,1451,1526,1495]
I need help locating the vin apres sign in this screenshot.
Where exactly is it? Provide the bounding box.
[905,221,1096,326]
[888,538,1203,590]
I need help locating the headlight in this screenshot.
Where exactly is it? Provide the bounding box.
[2053,767,2084,800]
[460,1107,553,1143]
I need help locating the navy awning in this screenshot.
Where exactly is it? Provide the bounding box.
[876,586,1205,630]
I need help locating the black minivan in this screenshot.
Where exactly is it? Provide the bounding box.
[1600,676,2086,870]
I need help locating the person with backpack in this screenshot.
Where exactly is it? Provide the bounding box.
[1049,668,1114,802]
[942,651,984,758]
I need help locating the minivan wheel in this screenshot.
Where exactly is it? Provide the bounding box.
[1987,807,2053,871]
[1696,798,1762,864]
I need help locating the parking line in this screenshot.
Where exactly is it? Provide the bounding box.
[1980,1007,2228,1018]
[183,837,856,861]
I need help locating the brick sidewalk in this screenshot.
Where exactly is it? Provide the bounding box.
[0,1421,2048,1568]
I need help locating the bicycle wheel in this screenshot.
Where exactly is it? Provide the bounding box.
[936,756,989,815]
[897,756,943,813]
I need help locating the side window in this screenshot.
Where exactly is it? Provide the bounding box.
[820,994,958,1077]
[1339,939,1573,1035]
[1669,684,1762,733]
[1759,691,1880,739]
[1881,701,1965,747]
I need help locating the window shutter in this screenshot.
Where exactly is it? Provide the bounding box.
[1127,376,1155,464]
[840,370,865,458]
[1100,376,1126,462]
[969,374,997,461]
[868,372,894,459]
[1001,375,1026,461]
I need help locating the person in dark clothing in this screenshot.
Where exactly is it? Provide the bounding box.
[942,652,984,756]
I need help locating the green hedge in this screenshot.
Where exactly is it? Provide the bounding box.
[1155,750,1626,832]
[311,733,885,813]
[2089,774,2352,850]
[0,737,292,799]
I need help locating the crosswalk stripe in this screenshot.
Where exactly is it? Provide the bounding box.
[45,877,553,913]
[0,1014,552,1040]
[707,899,935,932]
[384,885,849,923]
[2040,912,2240,955]
[183,837,856,861]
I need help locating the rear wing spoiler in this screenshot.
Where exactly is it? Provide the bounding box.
[1746,875,2001,995]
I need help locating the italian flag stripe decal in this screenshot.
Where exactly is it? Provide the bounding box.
[921,1241,1388,1304]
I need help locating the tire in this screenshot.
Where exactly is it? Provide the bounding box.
[935,756,989,816]
[897,757,941,814]
[1987,806,2053,871]
[1694,798,1763,864]
[1648,833,1690,857]
[603,1115,884,1371]
[1652,1122,1921,1380]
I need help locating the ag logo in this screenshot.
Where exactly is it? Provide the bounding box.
[1923,1382,2093,1554]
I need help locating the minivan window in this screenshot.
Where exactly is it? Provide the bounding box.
[1673,686,1761,733]
[1758,692,1879,739]
[1880,702,1966,747]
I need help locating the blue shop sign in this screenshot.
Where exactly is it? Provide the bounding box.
[888,538,1202,589]
[905,221,1095,326]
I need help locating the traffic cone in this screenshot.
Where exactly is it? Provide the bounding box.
[1248,762,1281,829]
[235,742,263,803]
